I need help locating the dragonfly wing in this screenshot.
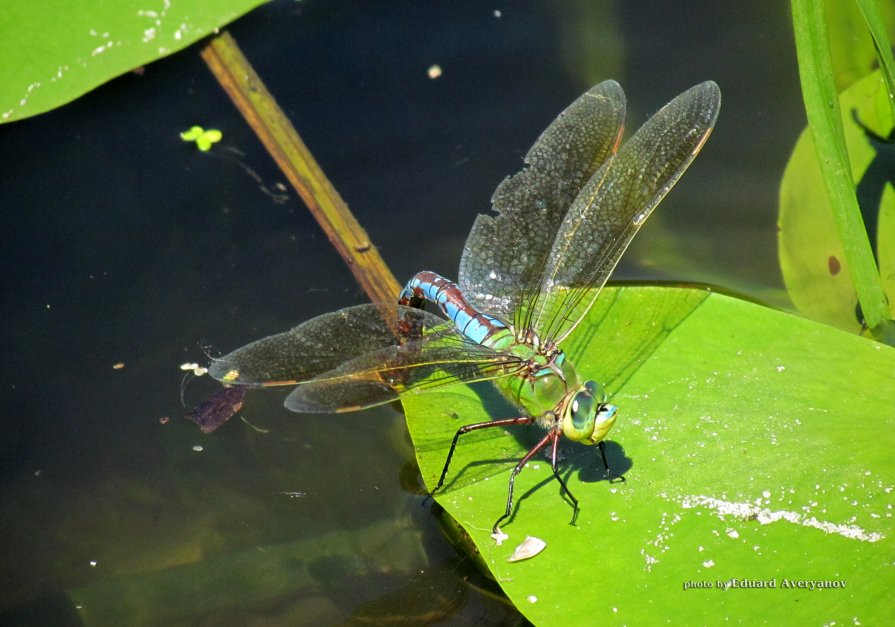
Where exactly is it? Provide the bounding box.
[529,81,722,343]
[207,303,521,413]
[284,337,522,413]
[458,81,626,322]
[208,303,432,386]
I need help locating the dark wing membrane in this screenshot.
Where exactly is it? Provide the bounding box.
[207,303,522,413]
[457,81,626,323]
[208,303,429,385]
[528,81,722,344]
[285,338,523,413]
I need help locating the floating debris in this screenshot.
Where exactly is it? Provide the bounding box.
[180,125,222,152]
[240,414,269,434]
[679,494,885,543]
[491,528,509,545]
[187,387,247,433]
[180,362,208,376]
[507,536,547,562]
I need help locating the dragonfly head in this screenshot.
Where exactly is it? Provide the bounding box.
[561,380,617,445]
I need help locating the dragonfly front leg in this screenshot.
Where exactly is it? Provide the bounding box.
[598,440,626,484]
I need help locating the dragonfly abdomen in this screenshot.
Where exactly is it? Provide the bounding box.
[399,271,508,345]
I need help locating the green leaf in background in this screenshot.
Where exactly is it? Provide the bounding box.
[404,285,895,624]
[0,0,267,123]
[779,70,895,335]
[855,0,895,118]
[825,0,895,92]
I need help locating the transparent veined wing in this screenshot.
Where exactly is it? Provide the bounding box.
[207,303,524,413]
[458,81,626,324]
[527,81,721,343]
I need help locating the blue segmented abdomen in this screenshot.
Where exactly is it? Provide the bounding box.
[398,271,508,345]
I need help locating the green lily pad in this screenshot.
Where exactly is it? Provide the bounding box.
[404,285,895,624]
[778,70,895,334]
[0,0,266,123]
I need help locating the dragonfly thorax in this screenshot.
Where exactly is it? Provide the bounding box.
[487,330,583,419]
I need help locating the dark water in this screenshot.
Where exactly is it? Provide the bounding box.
[1,0,803,624]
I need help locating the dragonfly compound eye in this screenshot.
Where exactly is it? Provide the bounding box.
[585,379,608,403]
[562,389,597,442]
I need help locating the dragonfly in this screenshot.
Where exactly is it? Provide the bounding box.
[200,80,721,533]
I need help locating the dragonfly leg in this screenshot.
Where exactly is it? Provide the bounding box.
[549,432,580,526]
[434,416,537,493]
[492,430,558,534]
[598,440,626,484]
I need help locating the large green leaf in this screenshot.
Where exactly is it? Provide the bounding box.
[825,0,895,92]
[779,70,895,335]
[404,286,895,624]
[0,0,267,123]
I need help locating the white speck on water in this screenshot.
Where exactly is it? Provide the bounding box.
[89,560,97,567]
[192,445,203,452]
[180,363,208,376]
[494,9,502,18]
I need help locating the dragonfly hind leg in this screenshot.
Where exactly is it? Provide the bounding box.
[433,416,537,493]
